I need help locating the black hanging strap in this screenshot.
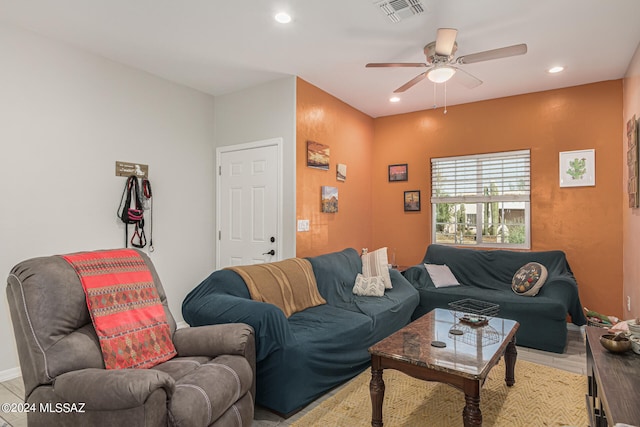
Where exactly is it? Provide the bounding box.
[117,175,146,248]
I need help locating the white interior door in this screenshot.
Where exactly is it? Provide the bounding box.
[217,139,282,269]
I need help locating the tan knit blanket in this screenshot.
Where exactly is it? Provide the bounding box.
[227,258,326,317]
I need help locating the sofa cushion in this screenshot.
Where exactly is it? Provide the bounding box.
[424,264,460,288]
[512,262,548,296]
[352,273,385,296]
[307,248,362,306]
[362,247,392,289]
[153,354,253,426]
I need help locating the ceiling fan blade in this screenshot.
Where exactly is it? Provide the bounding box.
[457,43,527,64]
[435,28,458,56]
[366,63,427,68]
[452,67,483,89]
[393,71,428,93]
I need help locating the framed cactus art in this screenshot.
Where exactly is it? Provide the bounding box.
[559,149,595,187]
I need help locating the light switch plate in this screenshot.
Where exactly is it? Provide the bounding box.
[297,219,310,232]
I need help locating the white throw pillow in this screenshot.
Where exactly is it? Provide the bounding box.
[361,247,392,289]
[424,264,461,288]
[352,273,385,297]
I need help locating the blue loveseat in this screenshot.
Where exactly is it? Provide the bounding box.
[402,244,587,353]
[182,248,419,416]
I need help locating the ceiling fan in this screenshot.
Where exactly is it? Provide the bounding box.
[366,28,527,93]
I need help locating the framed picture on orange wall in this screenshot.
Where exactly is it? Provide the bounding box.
[559,149,595,188]
[404,190,420,211]
[389,164,408,182]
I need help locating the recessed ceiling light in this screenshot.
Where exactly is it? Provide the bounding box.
[274,12,292,24]
[389,96,400,103]
[548,66,564,74]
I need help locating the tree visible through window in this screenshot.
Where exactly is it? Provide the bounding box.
[431,150,530,248]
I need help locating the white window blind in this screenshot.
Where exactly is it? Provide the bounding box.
[431,150,530,203]
[431,149,531,248]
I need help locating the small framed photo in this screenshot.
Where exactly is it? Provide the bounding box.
[559,149,595,187]
[389,164,408,182]
[404,190,420,212]
[336,163,347,182]
[321,186,338,213]
[307,140,330,170]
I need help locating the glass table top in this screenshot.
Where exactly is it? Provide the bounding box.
[369,308,519,380]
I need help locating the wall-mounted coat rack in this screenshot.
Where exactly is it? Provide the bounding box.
[115,161,148,178]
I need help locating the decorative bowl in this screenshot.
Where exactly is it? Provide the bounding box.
[631,335,640,355]
[599,334,631,353]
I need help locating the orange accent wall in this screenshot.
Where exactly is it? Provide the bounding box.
[371,81,623,319]
[296,78,374,257]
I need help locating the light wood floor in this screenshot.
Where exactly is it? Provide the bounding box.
[0,327,586,427]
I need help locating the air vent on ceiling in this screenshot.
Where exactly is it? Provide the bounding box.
[375,0,425,23]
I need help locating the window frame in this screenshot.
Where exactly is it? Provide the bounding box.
[430,149,531,249]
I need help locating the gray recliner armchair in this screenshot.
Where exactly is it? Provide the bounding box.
[6,249,255,426]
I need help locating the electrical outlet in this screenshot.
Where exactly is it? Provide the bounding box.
[628,296,632,312]
[297,219,310,232]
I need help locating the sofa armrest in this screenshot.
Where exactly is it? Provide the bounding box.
[536,277,587,325]
[173,323,254,358]
[401,264,434,289]
[182,293,296,361]
[174,323,256,400]
[52,368,174,411]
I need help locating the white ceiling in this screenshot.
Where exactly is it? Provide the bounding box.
[2,0,640,118]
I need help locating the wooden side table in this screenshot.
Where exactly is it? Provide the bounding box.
[585,326,640,426]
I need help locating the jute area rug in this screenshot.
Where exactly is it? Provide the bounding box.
[291,360,587,427]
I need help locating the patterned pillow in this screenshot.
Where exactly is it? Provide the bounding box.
[361,247,392,289]
[424,264,460,288]
[512,262,548,296]
[352,273,385,297]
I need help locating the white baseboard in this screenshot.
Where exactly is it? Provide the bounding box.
[0,367,21,382]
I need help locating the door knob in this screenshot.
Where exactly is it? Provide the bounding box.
[263,249,275,256]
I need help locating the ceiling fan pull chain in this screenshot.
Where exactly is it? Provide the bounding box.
[433,82,437,109]
[444,81,448,114]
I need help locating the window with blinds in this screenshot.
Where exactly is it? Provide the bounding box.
[431,150,530,248]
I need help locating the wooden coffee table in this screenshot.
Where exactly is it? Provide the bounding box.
[368,308,519,427]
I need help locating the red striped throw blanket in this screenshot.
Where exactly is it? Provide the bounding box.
[62,249,176,369]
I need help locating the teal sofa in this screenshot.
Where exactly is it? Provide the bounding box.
[402,244,587,353]
[182,248,419,416]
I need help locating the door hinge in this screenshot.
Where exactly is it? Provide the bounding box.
[218,165,221,176]
[218,230,221,240]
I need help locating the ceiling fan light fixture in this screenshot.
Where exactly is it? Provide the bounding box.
[274,12,292,24]
[427,66,456,83]
[389,96,400,103]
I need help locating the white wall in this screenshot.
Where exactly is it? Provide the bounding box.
[0,24,216,375]
[213,77,297,259]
